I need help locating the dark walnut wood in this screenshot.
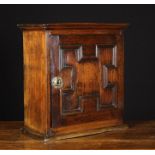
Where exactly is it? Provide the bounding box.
[1,121,155,149]
[18,23,128,139]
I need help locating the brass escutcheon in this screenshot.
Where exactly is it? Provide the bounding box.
[51,76,63,89]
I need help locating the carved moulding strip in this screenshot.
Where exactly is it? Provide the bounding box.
[77,45,99,62]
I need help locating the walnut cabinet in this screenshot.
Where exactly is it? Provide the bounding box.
[18,23,128,139]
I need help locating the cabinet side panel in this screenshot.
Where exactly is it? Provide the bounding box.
[23,31,50,135]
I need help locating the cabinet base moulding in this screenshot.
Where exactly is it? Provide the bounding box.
[21,120,128,140]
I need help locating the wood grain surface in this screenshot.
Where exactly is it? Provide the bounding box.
[0,121,155,150]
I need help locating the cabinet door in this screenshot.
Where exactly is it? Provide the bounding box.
[49,35,124,128]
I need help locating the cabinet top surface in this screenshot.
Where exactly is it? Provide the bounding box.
[17,22,128,30]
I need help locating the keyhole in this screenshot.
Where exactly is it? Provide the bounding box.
[57,79,61,86]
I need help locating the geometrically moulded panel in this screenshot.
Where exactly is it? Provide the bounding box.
[59,44,118,115]
[59,45,83,115]
[96,45,118,110]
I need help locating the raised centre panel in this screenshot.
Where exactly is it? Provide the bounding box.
[59,43,118,116]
